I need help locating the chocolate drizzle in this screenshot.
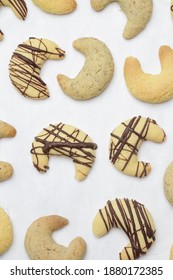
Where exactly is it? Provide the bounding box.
[31,123,97,171]
[35,137,98,155]
[18,43,65,57]
[9,38,65,99]
[0,0,27,20]
[99,199,156,260]
[109,116,155,177]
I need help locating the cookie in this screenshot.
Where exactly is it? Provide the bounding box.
[90,0,153,39]
[0,0,27,20]
[0,30,4,41]
[57,37,114,100]
[0,207,13,255]
[170,244,173,260]
[124,46,173,103]
[0,120,16,138]
[163,161,173,205]
[9,37,65,99]
[0,120,16,182]
[25,215,87,260]
[31,122,97,181]
[32,0,77,14]
[0,162,13,183]
[93,198,156,260]
[0,0,27,39]
[109,116,166,178]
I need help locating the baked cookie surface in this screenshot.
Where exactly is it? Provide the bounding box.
[109,116,166,177]
[9,37,65,99]
[0,208,13,255]
[124,46,173,103]
[93,198,156,260]
[171,0,173,18]
[163,161,173,205]
[25,215,86,260]
[90,0,153,39]
[0,30,4,40]
[170,244,173,260]
[57,37,114,100]
[31,122,97,181]
[0,120,16,182]
[32,0,77,14]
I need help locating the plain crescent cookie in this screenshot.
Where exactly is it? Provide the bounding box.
[32,0,77,14]
[0,208,13,255]
[31,122,97,181]
[9,37,65,99]
[0,120,16,182]
[57,37,114,100]
[170,244,173,260]
[90,0,153,39]
[124,46,173,103]
[163,161,173,205]
[92,198,156,260]
[25,215,87,260]
[109,116,166,178]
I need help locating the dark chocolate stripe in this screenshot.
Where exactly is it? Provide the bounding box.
[35,138,98,154]
[18,44,65,57]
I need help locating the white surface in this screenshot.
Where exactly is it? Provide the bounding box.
[0,0,173,260]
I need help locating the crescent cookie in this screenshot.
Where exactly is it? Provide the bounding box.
[93,198,156,260]
[124,46,173,103]
[25,215,87,260]
[0,208,13,255]
[109,116,166,178]
[57,37,114,100]
[32,0,77,14]
[0,120,16,182]
[0,0,27,39]
[170,244,173,260]
[163,161,173,205]
[0,30,4,41]
[9,37,65,99]
[0,0,27,20]
[31,122,97,181]
[90,0,153,39]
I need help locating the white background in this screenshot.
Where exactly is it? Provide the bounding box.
[0,0,173,260]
